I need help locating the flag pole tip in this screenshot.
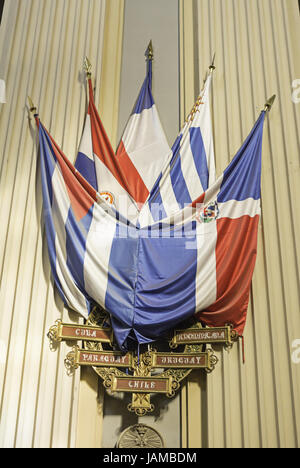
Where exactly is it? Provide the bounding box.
[145,40,153,61]
[209,52,216,71]
[264,94,276,112]
[83,56,92,78]
[28,96,37,113]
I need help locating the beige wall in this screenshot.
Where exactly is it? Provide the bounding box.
[180,0,300,448]
[0,0,117,448]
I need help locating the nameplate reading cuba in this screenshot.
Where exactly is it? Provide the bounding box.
[58,322,112,343]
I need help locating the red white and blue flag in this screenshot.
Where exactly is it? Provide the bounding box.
[36,103,265,351]
[139,74,216,226]
[75,59,171,221]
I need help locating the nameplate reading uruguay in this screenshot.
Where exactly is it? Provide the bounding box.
[152,352,208,369]
[59,322,112,343]
[171,326,231,347]
[111,376,172,394]
[77,349,132,368]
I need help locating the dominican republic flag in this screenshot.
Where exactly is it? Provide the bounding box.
[139,74,216,226]
[75,59,170,221]
[36,107,265,351]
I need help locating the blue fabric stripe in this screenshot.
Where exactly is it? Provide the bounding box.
[75,152,98,191]
[132,61,154,114]
[133,221,197,343]
[65,206,93,311]
[170,151,192,207]
[105,221,139,350]
[39,125,67,304]
[189,127,209,191]
[105,220,198,349]
[149,188,167,222]
[218,112,265,202]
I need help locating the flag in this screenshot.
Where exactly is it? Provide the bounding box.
[115,57,171,209]
[36,107,265,351]
[75,54,171,221]
[139,74,216,226]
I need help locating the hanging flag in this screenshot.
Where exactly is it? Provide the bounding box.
[115,42,171,209]
[35,103,265,351]
[139,73,216,226]
[74,46,171,221]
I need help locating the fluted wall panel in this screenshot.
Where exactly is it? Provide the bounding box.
[180,0,300,448]
[0,0,108,448]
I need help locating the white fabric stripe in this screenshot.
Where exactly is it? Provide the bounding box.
[94,157,139,223]
[121,105,171,191]
[194,220,217,311]
[83,202,117,308]
[51,165,89,317]
[190,75,216,187]
[179,129,205,201]
[218,198,261,219]
[77,114,93,161]
[138,202,154,228]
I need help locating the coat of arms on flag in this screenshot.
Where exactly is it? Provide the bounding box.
[29,43,275,414]
[196,201,219,223]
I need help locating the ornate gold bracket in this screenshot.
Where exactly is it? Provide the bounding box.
[48,309,241,415]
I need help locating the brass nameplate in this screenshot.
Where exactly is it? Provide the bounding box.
[170,326,233,348]
[65,347,132,369]
[152,352,209,369]
[48,319,113,344]
[111,376,172,394]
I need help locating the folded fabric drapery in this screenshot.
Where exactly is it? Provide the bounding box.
[35,99,265,351]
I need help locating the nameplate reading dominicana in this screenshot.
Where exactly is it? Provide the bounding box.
[170,326,232,348]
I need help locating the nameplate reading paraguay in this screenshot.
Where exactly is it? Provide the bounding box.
[171,326,231,347]
[58,322,112,343]
[152,352,208,368]
[111,376,172,394]
[77,349,132,368]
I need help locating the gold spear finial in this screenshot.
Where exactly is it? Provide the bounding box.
[83,56,92,78]
[209,52,216,72]
[145,40,153,61]
[27,96,37,113]
[264,94,276,112]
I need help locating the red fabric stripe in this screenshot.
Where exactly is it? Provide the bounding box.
[44,125,96,221]
[89,98,149,207]
[116,140,149,204]
[191,192,205,208]
[196,215,259,335]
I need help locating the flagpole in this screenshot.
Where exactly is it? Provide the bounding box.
[186,53,216,123]
[209,52,216,74]
[264,94,276,112]
[145,40,153,62]
[28,96,37,114]
[28,96,39,127]
[83,56,92,79]
[145,40,153,90]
